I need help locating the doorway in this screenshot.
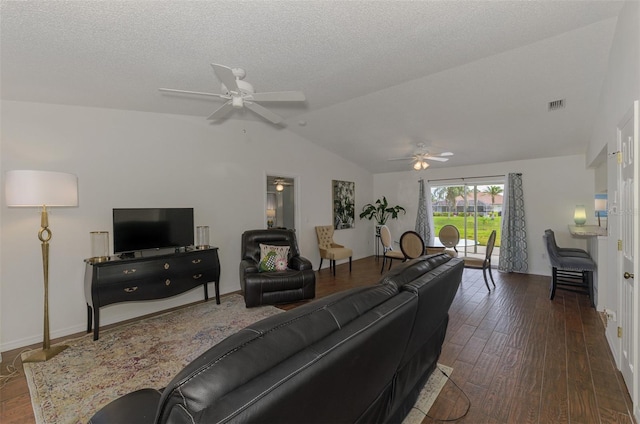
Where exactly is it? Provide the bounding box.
[266,175,295,230]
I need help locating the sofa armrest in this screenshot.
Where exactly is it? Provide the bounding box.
[289,255,313,271]
[88,388,161,424]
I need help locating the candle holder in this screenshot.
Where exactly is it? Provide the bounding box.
[90,231,110,262]
[196,226,210,249]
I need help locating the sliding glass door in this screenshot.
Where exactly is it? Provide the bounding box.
[431,180,504,258]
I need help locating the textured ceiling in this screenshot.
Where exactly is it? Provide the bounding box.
[0,1,625,173]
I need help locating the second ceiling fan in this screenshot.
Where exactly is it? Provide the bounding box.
[389,143,454,170]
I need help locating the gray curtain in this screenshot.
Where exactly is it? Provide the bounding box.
[498,173,528,272]
[415,179,434,246]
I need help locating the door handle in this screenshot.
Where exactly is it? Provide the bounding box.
[624,272,634,279]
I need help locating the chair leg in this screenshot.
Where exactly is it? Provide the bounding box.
[388,258,393,270]
[481,266,491,291]
[349,257,352,273]
[380,256,386,274]
[318,258,323,272]
[487,265,496,287]
[550,267,558,300]
[332,260,336,276]
[586,270,595,308]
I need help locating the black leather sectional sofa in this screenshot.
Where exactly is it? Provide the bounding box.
[89,253,463,424]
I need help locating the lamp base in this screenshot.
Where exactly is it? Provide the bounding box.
[22,344,69,363]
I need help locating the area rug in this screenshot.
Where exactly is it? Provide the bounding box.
[23,294,283,424]
[402,364,452,424]
[23,294,451,424]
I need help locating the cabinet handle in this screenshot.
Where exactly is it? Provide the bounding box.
[164,263,170,270]
[124,286,138,293]
[192,273,203,280]
[123,269,137,275]
[192,259,202,264]
[165,279,171,286]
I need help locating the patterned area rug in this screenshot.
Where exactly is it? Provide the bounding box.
[23,294,283,424]
[23,294,451,424]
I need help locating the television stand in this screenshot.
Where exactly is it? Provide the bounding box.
[84,247,220,340]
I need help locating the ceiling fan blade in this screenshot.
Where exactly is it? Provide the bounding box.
[249,91,306,102]
[244,102,283,124]
[207,101,234,120]
[211,63,239,93]
[439,152,454,157]
[159,88,229,99]
[387,157,414,161]
[425,156,449,162]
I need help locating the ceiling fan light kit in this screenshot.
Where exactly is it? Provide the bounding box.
[159,63,306,125]
[413,160,429,170]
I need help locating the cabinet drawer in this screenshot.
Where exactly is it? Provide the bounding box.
[95,261,163,284]
[170,252,217,272]
[98,277,205,306]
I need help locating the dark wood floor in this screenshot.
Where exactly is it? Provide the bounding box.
[0,256,635,423]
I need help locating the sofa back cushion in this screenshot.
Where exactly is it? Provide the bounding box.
[156,283,409,423]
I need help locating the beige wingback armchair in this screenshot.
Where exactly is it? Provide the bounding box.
[315,225,352,276]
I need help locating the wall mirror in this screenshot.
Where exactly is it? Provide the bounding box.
[266,176,295,230]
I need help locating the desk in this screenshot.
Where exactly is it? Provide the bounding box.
[568,225,607,237]
[568,225,607,310]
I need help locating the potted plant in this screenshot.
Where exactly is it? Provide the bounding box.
[359,197,406,231]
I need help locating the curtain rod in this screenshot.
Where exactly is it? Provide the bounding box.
[427,174,507,183]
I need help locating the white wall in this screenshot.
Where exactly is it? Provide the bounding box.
[0,100,373,351]
[372,155,595,276]
[587,0,640,167]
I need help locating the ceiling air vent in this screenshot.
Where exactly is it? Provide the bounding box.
[548,99,566,111]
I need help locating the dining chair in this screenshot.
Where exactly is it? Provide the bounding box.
[399,231,425,260]
[439,225,460,257]
[379,225,405,273]
[464,230,497,291]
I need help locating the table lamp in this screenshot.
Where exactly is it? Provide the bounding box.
[573,205,587,226]
[5,170,78,362]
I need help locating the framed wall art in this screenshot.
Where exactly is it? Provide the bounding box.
[332,180,355,229]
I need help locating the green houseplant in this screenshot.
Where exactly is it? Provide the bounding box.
[359,196,406,226]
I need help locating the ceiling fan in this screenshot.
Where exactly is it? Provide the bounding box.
[159,63,306,125]
[271,178,292,192]
[389,143,453,170]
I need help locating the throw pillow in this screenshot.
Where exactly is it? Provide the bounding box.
[259,244,290,272]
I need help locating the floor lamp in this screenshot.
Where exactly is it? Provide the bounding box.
[5,170,78,362]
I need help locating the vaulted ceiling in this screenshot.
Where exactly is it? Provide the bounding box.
[0,1,624,173]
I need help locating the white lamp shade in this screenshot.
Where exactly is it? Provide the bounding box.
[5,170,78,207]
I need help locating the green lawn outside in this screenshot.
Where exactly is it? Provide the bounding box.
[433,215,501,247]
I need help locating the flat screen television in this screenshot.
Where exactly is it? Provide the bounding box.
[113,208,194,254]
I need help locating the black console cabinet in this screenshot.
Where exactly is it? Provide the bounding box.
[84,247,220,340]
